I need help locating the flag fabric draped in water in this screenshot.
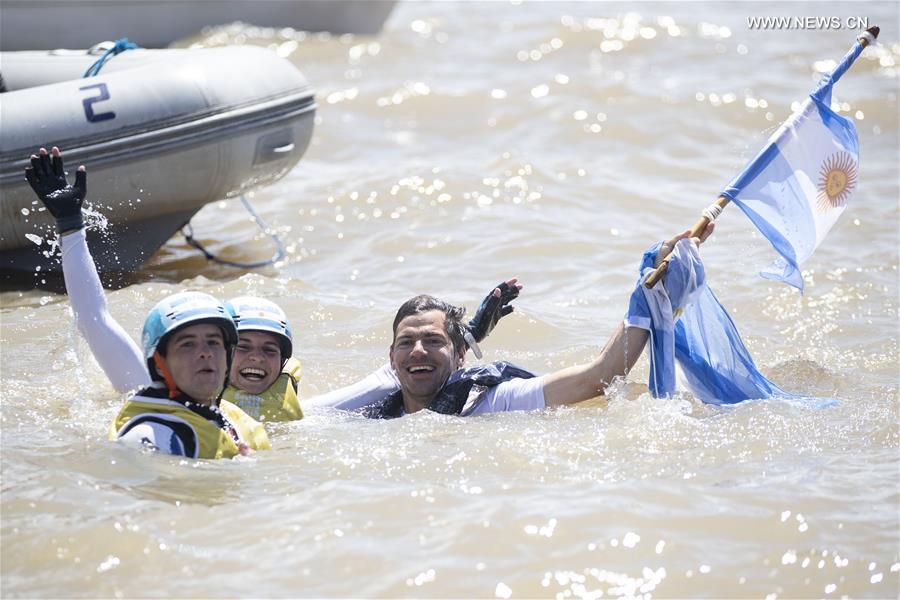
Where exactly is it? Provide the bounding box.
[626,240,834,406]
[722,40,865,291]
[673,287,790,404]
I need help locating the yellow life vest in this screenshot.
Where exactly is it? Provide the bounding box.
[109,395,271,459]
[222,356,304,422]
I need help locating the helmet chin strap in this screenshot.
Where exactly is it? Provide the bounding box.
[214,346,235,406]
[153,351,180,399]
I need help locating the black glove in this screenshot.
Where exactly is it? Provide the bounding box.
[463,281,520,358]
[467,280,519,343]
[25,149,87,233]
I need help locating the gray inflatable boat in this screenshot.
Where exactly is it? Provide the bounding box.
[0,44,316,281]
[0,0,397,50]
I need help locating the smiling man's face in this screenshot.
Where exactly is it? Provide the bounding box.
[390,310,465,413]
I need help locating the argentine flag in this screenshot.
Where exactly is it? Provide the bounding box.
[627,239,836,407]
[722,39,866,291]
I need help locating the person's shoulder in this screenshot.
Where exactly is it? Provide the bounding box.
[491,374,545,396]
[467,374,545,415]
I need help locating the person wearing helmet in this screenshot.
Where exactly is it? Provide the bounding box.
[25,146,524,432]
[222,296,304,422]
[26,147,270,459]
[220,282,520,421]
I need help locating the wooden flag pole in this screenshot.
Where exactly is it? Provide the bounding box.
[644,25,879,289]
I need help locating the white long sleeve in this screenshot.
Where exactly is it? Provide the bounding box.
[304,363,400,410]
[61,229,150,393]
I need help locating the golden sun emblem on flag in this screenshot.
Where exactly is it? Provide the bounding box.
[816,151,857,211]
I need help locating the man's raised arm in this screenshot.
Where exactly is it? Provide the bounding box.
[542,224,715,407]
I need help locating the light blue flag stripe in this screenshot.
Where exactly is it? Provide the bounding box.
[810,40,867,105]
[674,287,787,404]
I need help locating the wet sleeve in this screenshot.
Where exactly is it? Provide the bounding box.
[60,229,151,393]
[304,363,400,410]
[462,376,546,416]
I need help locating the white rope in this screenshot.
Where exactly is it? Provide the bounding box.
[857,30,875,45]
[701,201,724,223]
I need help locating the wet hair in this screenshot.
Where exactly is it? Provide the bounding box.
[391,295,467,352]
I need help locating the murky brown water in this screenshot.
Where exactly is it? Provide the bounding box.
[2,2,898,598]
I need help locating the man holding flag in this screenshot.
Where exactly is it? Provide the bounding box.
[626,26,878,405]
[24,28,877,414]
